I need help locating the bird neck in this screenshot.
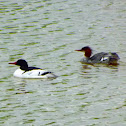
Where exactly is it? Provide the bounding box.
[20,65,28,71]
[84,49,92,58]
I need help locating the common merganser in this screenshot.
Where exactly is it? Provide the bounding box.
[75,46,120,65]
[9,59,57,78]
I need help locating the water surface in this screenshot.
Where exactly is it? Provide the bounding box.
[0,0,126,125]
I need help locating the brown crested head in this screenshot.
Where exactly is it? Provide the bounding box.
[75,46,92,57]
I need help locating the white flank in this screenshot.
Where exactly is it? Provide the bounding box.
[13,69,56,79]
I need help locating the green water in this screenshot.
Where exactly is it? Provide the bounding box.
[0,0,126,126]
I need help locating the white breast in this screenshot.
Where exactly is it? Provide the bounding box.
[13,69,56,79]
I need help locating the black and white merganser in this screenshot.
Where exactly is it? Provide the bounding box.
[9,59,57,78]
[75,46,120,65]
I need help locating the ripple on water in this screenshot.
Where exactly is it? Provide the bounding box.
[0,0,126,125]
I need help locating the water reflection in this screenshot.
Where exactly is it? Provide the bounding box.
[79,63,119,82]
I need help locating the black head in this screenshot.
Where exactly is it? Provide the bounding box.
[16,59,28,66]
[9,59,28,70]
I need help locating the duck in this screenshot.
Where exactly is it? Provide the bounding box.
[75,46,120,65]
[9,59,57,78]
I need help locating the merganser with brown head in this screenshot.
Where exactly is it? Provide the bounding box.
[75,46,120,65]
